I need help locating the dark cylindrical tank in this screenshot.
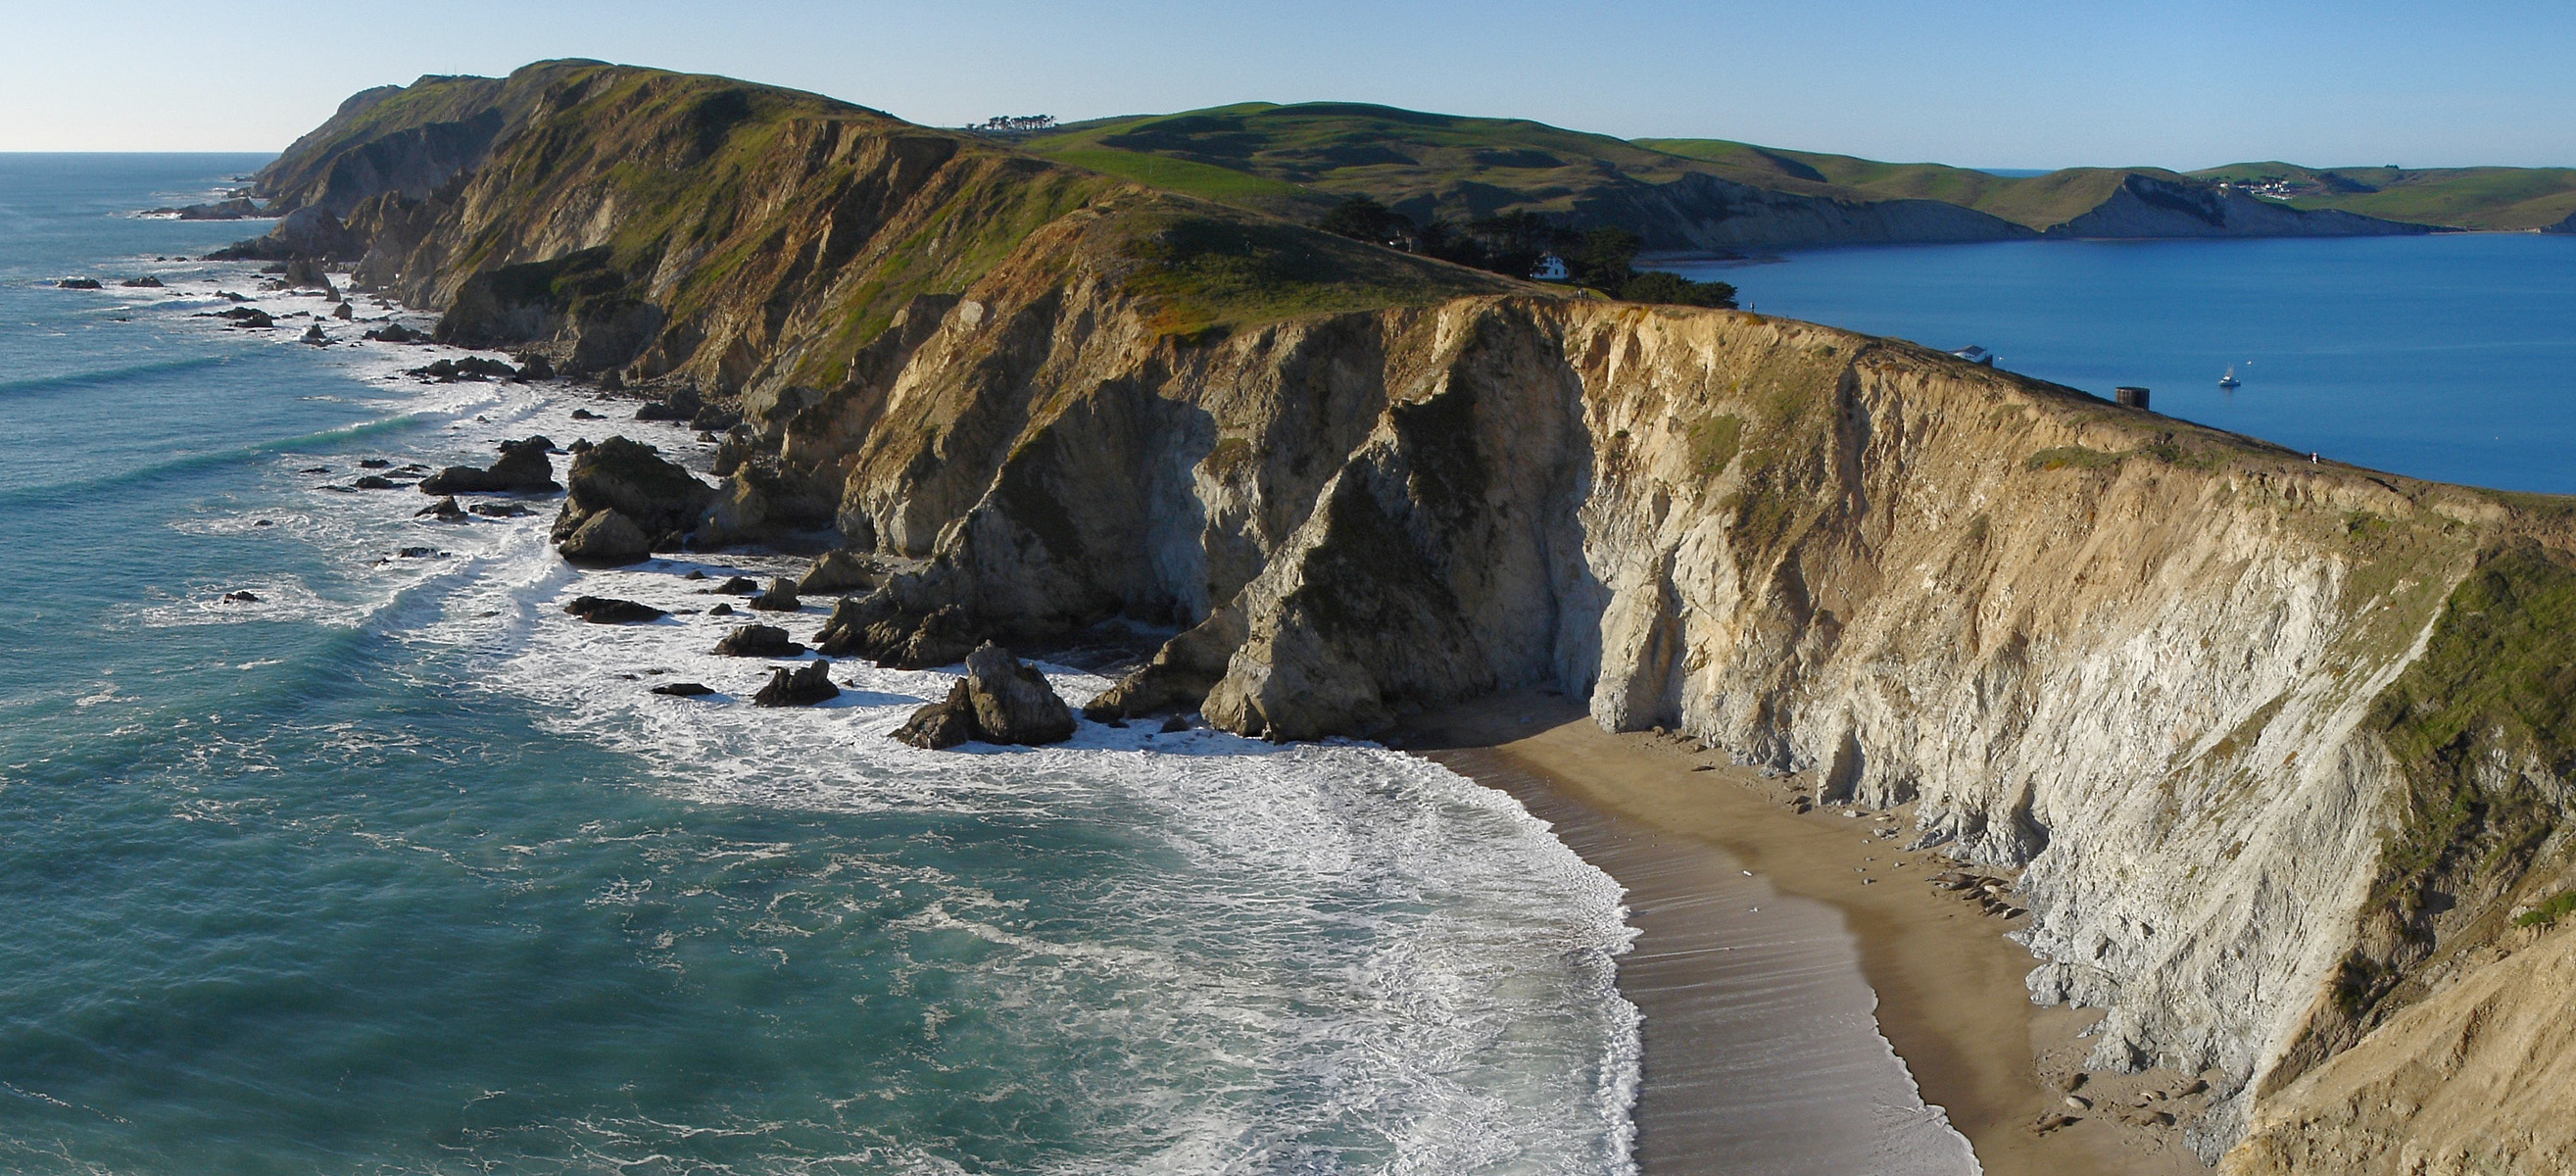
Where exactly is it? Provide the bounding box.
[2114,386,2150,410]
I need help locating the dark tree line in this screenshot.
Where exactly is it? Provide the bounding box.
[1314,197,1735,308]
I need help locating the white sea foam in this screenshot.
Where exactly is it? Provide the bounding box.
[159,256,1650,1174]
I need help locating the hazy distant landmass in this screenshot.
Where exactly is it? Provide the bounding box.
[1006,101,2576,247]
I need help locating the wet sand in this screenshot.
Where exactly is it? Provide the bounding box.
[1395,692,2214,1176]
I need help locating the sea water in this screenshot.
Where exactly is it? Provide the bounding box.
[0,156,1642,1174]
[1660,234,2576,495]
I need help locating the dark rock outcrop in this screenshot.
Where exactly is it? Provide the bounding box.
[651,681,715,697]
[713,623,803,658]
[121,276,166,288]
[798,550,885,595]
[152,197,261,220]
[749,577,800,612]
[433,246,662,375]
[365,322,421,343]
[557,508,652,564]
[419,436,559,494]
[549,435,714,561]
[891,643,1074,748]
[752,660,840,707]
[414,495,468,521]
[210,206,362,261]
[812,594,977,668]
[563,595,667,623]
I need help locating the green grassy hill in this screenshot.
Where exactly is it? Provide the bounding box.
[1018,103,2568,241]
[2190,162,2576,230]
[1017,102,1873,226]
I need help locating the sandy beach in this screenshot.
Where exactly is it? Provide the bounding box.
[1395,692,2219,1176]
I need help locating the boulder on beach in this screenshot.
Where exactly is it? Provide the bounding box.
[651,681,715,698]
[753,660,840,708]
[713,623,803,658]
[466,501,533,517]
[562,595,667,624]
[512,353,555,380]
[301,324,329,346]
[420,436,559,495]
[332,302,354,319]
[891,643,1075,749]
[352,474,398,490]
[364,322,420,343]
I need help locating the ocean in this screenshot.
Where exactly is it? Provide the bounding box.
[0,156,1646,1174]
[1657,233,2576,494]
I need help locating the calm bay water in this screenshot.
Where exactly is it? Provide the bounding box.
[1661,234,2576,494]
[0,157,1641,1174]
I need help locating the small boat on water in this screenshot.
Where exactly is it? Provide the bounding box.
[2218,366,2241,389]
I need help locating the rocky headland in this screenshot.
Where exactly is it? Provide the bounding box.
[224,60,2576,1172]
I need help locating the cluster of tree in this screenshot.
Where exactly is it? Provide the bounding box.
[1314,197,1734,308]
[972,115,1056,133]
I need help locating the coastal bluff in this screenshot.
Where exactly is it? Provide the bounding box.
[235,60,2576,1172]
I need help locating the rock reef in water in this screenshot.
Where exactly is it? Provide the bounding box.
[228,60,2576,1168]
[892,643,1075,748]
[419,436,559,495]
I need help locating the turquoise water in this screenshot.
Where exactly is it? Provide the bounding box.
[0,157,1639,1174]
[1660,234,2576,494]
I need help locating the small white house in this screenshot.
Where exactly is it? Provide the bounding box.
[1529,254,1570,281]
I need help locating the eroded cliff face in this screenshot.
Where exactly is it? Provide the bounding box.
[768,271,2571,1160]
[261,62,2576,1167]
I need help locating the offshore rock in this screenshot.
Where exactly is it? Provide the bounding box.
[891,682,978,749]
[752,659,839,707]
[962,643,1076,744]
[749,577,801,612]
[813,593,976,669]
[556,508,652,564]
[713,623,803,658]
[419,436,559,494]
[549,435,713,557]
[891,644,1073,748]
[562,595,666,623]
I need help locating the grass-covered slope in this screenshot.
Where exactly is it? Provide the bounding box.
[298,63,1524,409]
[1018,103,2032,248]
[2191,162,2576,231]
[1018,105,2460,244]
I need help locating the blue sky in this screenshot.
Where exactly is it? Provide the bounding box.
[7,0,2573,168]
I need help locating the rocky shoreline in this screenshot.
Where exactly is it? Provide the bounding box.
[152,59,2576,1172]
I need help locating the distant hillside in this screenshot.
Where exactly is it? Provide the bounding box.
[1014,104,2436,250]
[2189,162,2576,231]
[1017,103,2036,252]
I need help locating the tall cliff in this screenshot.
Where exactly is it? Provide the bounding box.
[248,63,2576,1170]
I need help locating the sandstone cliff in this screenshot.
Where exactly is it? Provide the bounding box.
[245,62,2576,1170]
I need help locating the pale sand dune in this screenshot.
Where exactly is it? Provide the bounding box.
[1398,691,2214,1176]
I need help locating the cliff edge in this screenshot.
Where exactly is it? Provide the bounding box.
[236,62,2576,1171]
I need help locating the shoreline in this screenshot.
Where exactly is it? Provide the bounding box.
[1393,691,2219,1176]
